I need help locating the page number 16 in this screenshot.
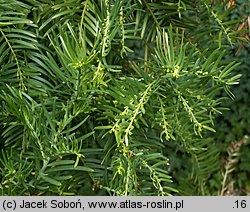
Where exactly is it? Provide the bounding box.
[234,200,247,209]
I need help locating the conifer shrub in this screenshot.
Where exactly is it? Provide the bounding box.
[0,0,246,195]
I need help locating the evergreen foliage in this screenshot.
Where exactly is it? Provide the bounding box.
[208,0,250,195]
[0,0,245,195]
